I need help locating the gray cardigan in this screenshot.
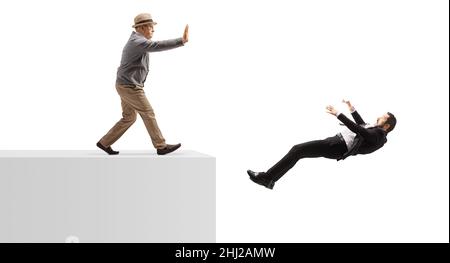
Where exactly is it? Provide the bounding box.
[116,31,184,87]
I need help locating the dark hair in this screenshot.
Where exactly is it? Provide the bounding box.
[385,112,396,133]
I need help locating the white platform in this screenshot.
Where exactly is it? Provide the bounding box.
[0,150,215,243]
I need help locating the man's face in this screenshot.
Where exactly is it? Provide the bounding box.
[138,24,154,40]
[376,113,390,127]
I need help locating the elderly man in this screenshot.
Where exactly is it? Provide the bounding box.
[97,13,189,155]
[247,100,397,189]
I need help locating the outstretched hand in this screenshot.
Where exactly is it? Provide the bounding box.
[182,24,189,44]
[326,105,338,116]
[342,99,355,111]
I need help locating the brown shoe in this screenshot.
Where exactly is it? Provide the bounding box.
[96,141,119,155]
[157,143,181,155]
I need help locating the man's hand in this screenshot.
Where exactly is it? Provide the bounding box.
[182,24,189,44]
[342,99,355,112]
[326,105,339,116]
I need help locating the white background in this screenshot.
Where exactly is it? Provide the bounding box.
[0,0,448,242]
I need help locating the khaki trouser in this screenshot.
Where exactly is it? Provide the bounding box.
[99,84,167,149]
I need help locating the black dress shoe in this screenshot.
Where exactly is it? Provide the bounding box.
[247,170,275,189]
[96,141,119,155]
[157,143,181,155]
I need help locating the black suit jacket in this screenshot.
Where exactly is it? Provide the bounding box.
[337,111,387,161]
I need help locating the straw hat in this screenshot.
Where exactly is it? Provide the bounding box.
[132,13,157,28]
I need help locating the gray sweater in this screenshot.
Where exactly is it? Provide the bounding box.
[116,31,184,87]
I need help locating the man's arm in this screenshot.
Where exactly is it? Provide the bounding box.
[143,24,189,52]
[342,99,365,125]
[326,105,371,139]
[144,38,184,52]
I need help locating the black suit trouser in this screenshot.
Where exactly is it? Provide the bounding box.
[265,135,348,182]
